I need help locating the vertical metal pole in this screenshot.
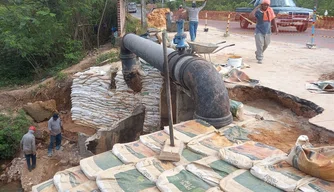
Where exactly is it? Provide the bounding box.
[141,0,147,28]
[311,1,317,45]
[224,13,231,37]
[205,12,208,28]
[162,31,174,147]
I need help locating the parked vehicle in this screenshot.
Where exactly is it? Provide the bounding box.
[128,2,137,13]
[235,0,313,32]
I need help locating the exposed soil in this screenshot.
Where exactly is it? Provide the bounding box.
[238,99,334,153]
[319,72,334,81]
[0,45,112,191]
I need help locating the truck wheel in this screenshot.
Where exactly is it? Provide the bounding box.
[296,24,308,32]
[240,18,249,29]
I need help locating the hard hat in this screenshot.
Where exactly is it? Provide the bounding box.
[29,126,36,132]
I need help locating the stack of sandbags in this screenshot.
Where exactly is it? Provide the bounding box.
[80,150,123,180]
[173,148,205,166]
[136,157,176,182]
[96,164,160,192]
[219,141,286,169]
[140,63,163,132]
[187,131,233,156]
[186,156,238,186]
[156,165,212,192]
[112,140,157,164]
[71,62,164,132]
[32,179,57,192]
[299,178,334,192]
[164,119,217,143]
[140,130,170,152]
[71,66,140,129]
[53,166,99,192]
[250,155,315,192]
[220,169,283,192]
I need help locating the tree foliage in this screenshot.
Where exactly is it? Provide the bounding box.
[0,110,33,159]
[0,0,117,87]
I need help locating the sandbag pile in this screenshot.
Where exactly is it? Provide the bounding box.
[140,63,164,132]
[33,120,334,192]
[71,67,140,129]
[32,179,57,192]
[71,62,163,132]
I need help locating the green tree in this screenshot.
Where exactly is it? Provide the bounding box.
[0,110,33,159]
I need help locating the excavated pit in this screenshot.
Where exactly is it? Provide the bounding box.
[227,85,333,152]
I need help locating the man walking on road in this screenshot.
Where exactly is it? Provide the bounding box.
[20,126,37,172]
[250,0,278,64]
[183,0,207,42]
[48,113,63,157]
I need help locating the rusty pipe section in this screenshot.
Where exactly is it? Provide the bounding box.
[121,33,232,128]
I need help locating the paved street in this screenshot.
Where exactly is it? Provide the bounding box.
[131,8,334,50]
[199,20,334,50]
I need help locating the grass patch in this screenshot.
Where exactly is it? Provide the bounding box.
[0,110,33,159]
[95,49,120,66]
[55,71,68,81]
[125,14,146,34]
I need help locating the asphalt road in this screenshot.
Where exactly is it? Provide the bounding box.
[131,9,334,50]
[199,20,334,50]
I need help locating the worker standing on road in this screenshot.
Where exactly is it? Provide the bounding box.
[183,0,207,42]
[47,113,64,157]
[250,0,278,64]
[20,126,37,172]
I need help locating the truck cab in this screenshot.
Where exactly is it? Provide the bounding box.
[236,0,313,32]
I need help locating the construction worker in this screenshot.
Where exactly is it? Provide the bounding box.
[20,126,37,172]
[48,113,64,157]
[183,0,207,42]
[250,0,278,64]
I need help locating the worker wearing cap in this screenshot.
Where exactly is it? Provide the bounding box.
[20,126,37,172]
[47,113,63,157]
[183,0,207,42]
[250,0,278,64]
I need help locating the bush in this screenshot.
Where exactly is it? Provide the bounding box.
[0,110,33,160]
[125,15,146,34]
[95,49,120,66]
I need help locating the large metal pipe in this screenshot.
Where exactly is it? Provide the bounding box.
[120,33,232,128]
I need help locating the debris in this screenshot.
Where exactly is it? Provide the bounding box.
[305,80,334,93]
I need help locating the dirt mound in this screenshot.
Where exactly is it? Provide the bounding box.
[319,72,334,81]
[147,8,170,29]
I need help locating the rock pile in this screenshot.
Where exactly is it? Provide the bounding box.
[71,61,163,132]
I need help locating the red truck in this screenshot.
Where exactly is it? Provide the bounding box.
[235,0,313,32]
